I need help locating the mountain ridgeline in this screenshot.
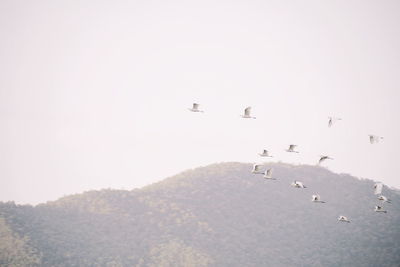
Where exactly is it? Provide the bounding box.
[1,162,399,266]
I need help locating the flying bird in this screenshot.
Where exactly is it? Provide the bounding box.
[291,180,306,188]
[374,206,387,213]
[188,103,204,112]
[251,164,264,174]
[286,145,299,153]
[369,135,383,144]
[241,107,256,119]
[328,117,342,127]
[318,155,333,165]
[311,194,325,203]
[338,216,350,223]
[259,150,273,157]
[374,183,383,195]
[263,168,275,180]
[378,195,391,203]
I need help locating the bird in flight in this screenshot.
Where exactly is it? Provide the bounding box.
[338,215,350,223]
[369,135,383,144]
[318,155,333,165]
[263,168,275,180]
[251,164,264,174]
[241,107,256,119]
[286,145,299,153]
[328,117,342,127]
[259,150,273,157]
[374,183,383,195]
[374,206,387,213]
[188,103,204,113]
[311,194,325,203]
[377,195,391,203]
[291,180,306,188]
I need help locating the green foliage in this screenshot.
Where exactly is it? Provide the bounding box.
[0,162,399,266]
[0,217,41,266]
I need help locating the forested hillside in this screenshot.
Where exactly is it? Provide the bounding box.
[1,162,399,266]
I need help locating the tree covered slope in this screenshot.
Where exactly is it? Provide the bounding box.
[1,162,399,266]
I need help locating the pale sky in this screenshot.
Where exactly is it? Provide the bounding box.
[1,0,400,205]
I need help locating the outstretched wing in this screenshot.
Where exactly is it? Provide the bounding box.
[244,107,251,116]
[374,183,383,195]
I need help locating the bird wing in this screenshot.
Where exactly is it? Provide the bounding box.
[244,107,251,116]
[193,103,199,110]
[374,183,383,195]
[253,164,261,171]
[369,135,374,144]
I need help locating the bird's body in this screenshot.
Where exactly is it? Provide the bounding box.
[369,135,383,144]
[374,206,387,213]
[251,164,263,174]
[338,215,350,223]
[263,168,275,179]
[241,107,256,119]
[259,149,273,157]
[311,194,325,203]
[286,144,299,153]
[188,103,204,112]
[318,155,333,165]
[378,195,391,203]
[328,117,342,127]
[291,180,306,188]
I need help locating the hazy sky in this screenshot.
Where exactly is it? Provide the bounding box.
[1,0,400,204]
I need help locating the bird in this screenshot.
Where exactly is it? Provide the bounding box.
[311,194,325,203]
[259,149,273,157]
[291,180,306,188]
[374,206,387,213]
[318,155,333,165]
[328,117,342,127]
[369,135,383,144]
[263,168,275,180]
[285,144,299,153]
[241,107,256,119]
[188,103,204,112]
[374,183,383,195]
[378,195,391,203]
[251,164,263,174]
[338,215,350,223]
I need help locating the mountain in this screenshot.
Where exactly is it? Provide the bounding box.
[1,162,399,267]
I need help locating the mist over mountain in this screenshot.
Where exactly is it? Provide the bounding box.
[1,162,399,266]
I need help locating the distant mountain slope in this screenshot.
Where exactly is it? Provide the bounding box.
[1,162,399,267]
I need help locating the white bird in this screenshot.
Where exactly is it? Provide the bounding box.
[378,195,391,203]
[241,107,256,119]
[311,194,325,203]
[188,103,204,112]
[251,164,263,174]
[263,168,275,180]
[328,117,342,127]
[318,155,333,165]
[374,206,387,213]
[286,144,299,153]
[338,215,350,223]
[259,149,273,157]
[374,183,383,195]
[291,180,306,188]
[369,135,383,144]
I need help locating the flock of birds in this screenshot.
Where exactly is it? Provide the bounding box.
[188,103,389,223]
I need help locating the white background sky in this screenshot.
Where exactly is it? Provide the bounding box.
[1,0,399,205]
